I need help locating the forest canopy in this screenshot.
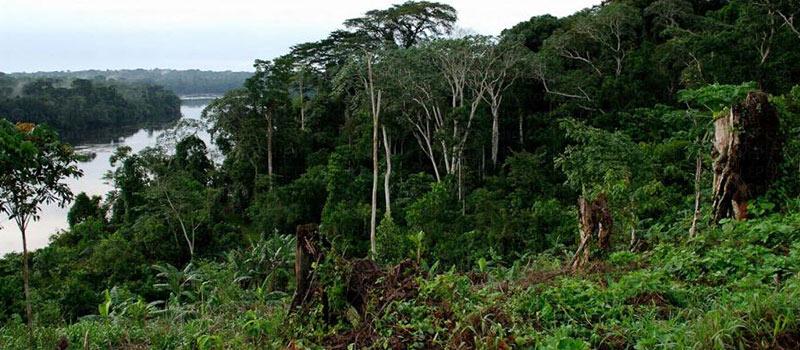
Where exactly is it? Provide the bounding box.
[3,0,800,348]
[0,75,181,141]
[7,69,252,96]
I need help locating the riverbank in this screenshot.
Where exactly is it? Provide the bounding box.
[0,97,215,256]
[0,77,182,139]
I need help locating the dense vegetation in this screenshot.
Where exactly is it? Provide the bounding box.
[3,0,800,348]
[8,69,252,96]
[0,75,181,141]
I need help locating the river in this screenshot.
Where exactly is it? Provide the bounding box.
[0,97,215,256]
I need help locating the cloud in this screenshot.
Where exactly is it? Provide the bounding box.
[0,0,597,72]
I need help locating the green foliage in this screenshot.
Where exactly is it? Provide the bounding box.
[3,179,800,350]
[556,118,647,198]
[678,82,759,113]
[4,0,800,347]
[0,120,83,222]
[248,165,327,235]
[0,78,181,141]
[376,215,411,264]
[98,289,112,319]
[343,0,456,49]
[502,15,562,51]
[67,192,105,227]
[8,69,251,96]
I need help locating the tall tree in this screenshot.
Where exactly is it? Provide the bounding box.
[203,88,262,210]
[246,58,293,191]
[0,121,81,347]
[344,1,457,49]
[333,48,386,257]
[293,64,313,131]
[399,37,490,198]
[481,39,527,166]
[362,52,383,257]
[144,137,214,259]
[534,3,641,109]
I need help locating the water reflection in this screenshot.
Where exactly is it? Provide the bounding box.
[58,122,176,146]
[0,98,215,256]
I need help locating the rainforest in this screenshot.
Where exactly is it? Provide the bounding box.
[0,75,183,142]
[2,0,800,349]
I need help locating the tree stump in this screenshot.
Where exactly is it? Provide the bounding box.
[711,92,783,223]
[291,223,323,310]
[572,194,613,271]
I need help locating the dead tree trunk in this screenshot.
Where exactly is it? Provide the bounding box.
[382,126,392,218]
[291,224,323,311]
[689,153,703,237]
[711,92,782,223]
[571,194,613,271]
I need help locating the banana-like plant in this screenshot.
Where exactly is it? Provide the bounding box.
[227,234,295,289]
[151,262,204,322]
[98,289,112,319]
[152,263,203,301]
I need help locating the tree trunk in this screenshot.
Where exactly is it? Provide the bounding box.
[267,112,274,192]
[162,188,194,258]
[689,154,703,237]
[365,54,381,258]
[571,194,613,271]
[19,221,33,349]
[491,112,499,166]
[711,92,782,223]
[518,113,524,150]
[458,158,466,215]
[571,198,593,271]
[571,231,591,271]
[299,74,306,131]
[291,224,323,311]
[370,111,379,256]
[382,126,392,218]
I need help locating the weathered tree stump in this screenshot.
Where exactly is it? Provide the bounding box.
[291,223,323,310]
[571,194,613,271]
[711,92,783,223]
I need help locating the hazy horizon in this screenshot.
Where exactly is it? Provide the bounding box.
[6,68,253,74]
[1,0,597,73]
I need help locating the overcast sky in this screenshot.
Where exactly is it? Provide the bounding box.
[1,0,598,73]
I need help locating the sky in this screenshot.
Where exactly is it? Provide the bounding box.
[0,0,598,73]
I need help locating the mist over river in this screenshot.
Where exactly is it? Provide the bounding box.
[0,98,215,256]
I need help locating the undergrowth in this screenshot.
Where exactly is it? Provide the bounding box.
[2,213,800,349]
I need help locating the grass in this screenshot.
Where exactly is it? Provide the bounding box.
[2,213,800,349]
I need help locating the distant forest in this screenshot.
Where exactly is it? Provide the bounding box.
[6,0,800,348]
[8,69,252,96]
[0,74,181,140]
